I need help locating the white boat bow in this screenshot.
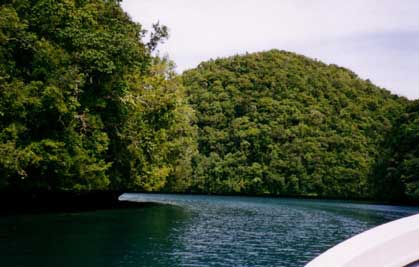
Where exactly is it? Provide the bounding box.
[305,213,419,267]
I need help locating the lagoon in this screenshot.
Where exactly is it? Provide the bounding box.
[1,194,418,267]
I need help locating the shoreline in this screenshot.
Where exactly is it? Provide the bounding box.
[125,191,419,207]
[1,190,417,216]
[0,191,149,216]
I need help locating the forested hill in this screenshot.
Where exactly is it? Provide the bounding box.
[0,1,417,203]
[182,50,408,199]
[371,100,419,201]
[0,0,197,193]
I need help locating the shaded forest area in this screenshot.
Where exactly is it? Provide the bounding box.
[0,0,417,204]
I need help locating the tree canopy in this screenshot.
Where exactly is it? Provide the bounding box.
[0,1,417,203]
[0,0,196,192]
[371,100,419,202]
[182,50,408,198]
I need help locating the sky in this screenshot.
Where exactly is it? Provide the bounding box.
[121,0,419,100]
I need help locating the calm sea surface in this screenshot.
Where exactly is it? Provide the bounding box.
[1,193,418,267]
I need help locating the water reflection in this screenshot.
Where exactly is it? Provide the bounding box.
[0,195,418,267]
[0,204,190,267]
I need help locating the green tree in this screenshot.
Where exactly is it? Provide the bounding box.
[0,0,196,192]
[118,57,197,192]
[183,50,407,198]
[372,100,419,201]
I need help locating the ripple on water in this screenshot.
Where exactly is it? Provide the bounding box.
[1,194,418,267]
[118,194,419,267]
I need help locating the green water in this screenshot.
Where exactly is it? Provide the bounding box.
[1,194,418,267]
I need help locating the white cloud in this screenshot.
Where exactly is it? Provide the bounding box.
[121,0,419,99]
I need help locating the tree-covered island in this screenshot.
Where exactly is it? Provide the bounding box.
[0,0,417,206]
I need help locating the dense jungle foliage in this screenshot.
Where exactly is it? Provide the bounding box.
[0,0,417,202]
[371,100,419,201]
[0,0,196,192]
[182,51,409,199]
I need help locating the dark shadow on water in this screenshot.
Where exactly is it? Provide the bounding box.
[2,194,418,267]
[0,204,190,267]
